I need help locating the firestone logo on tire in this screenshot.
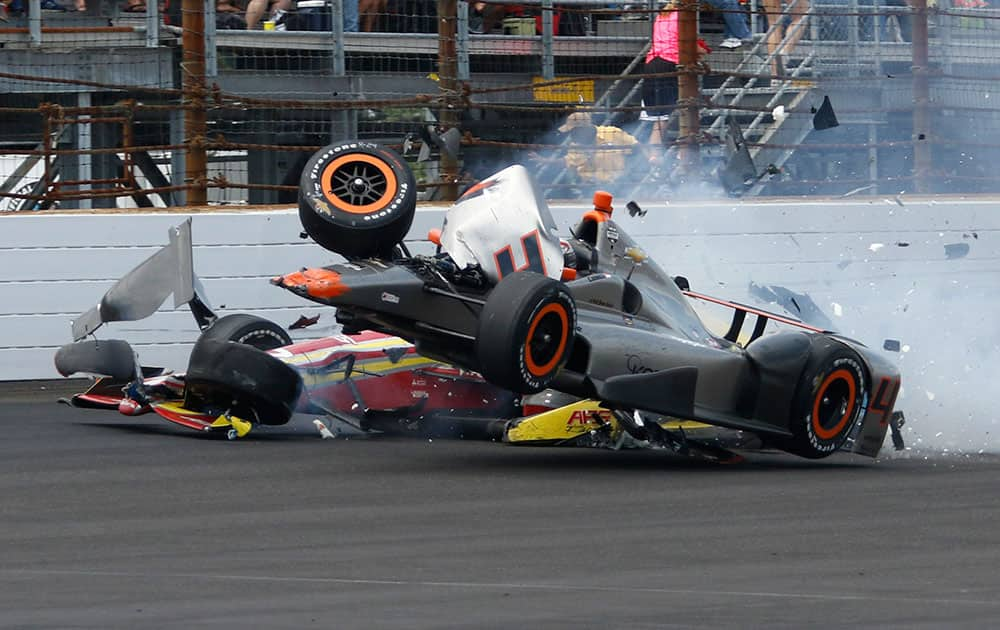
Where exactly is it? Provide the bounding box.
[805,356,864,453]
[361,183,409,222]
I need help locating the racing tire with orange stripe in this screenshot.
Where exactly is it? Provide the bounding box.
[784,340,867,459]
[298,141,416,259]
[476,271,576,394]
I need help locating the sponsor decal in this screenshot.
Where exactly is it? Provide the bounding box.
[626,354,654,374]
[567,409,612,426]
[312,197,333,216]
[381,292,400,304]
[606,225,619,244]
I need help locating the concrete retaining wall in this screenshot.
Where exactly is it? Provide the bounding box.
[2,197,998,450]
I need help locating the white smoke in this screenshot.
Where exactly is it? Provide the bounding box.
[619,198,1000,455]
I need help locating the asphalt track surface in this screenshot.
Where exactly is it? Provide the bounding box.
[3,389,1000,629]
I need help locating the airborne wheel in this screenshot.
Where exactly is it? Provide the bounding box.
[298,141,417,259]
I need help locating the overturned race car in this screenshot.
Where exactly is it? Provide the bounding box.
[57,140,904,459]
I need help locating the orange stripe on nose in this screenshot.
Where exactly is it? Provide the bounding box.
[276,268,349,299]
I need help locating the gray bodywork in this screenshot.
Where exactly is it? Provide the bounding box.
[277,167,901,458]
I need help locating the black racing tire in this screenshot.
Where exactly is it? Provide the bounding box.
[784,340,867,459]
[184,339,302,425]
[476,271,576,394]
[199,313,292,351]
[298,141,417,259]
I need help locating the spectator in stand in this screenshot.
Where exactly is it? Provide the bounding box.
[762,0,809,76]
[469,1,505,34]
[558,111,640,189]
[246,0,358,31]
[246,0,288,28]
[642,0,711,149]
[703,0,752,48]
[881,0,913,42]
[358,0,384,31]
[216,0,247,28]
[343,0,358,30]
[0,0,11,21]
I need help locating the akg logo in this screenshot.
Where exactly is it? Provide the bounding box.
[566,409,612,426]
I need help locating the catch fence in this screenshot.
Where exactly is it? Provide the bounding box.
[1,0,998,209]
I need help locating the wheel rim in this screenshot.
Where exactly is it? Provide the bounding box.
[320,154,398,215]
[524,303,569,377]
[811,368,857,440]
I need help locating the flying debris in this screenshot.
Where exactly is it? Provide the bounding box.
[812,95,839,130]
[289,314,321,330]
[719,116,757,194]
[944,243,970,259]
[313,419,337,439]
[840,184,875,198]
[748,283,835,330]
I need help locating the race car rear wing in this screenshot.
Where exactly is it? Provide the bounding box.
[71,219,216,341]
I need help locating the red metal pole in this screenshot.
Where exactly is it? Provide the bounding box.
[182,0,208,206]
[677,0,700,175]
[437,0,459,201]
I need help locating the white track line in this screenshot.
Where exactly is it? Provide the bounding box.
[3,569,998,607]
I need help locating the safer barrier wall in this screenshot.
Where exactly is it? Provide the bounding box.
[2,198,998,449]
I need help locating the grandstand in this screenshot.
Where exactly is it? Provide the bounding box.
[1,0,998,208]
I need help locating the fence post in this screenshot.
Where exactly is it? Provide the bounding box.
[332,0,346,75]
[182,0,209,206]
[677,0,700,175]
[28,0,41,46]
[911,0,930,193]
[204,0,218,78]
[457,1,470,81]
[77,93,92,210]
[145,0,161,48]
[541,0,555,80]
[437,0,460,201]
